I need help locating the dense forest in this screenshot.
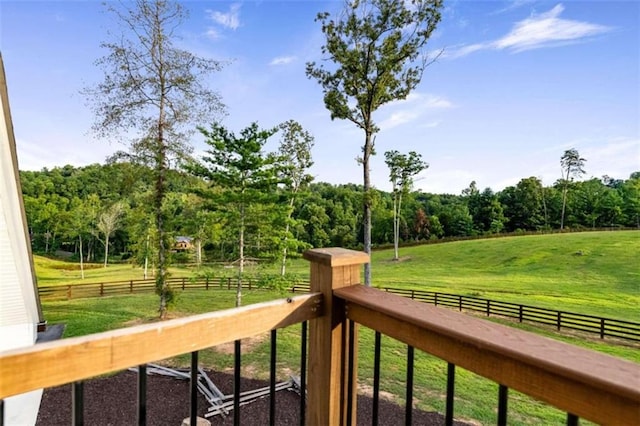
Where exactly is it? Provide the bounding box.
[20,163,639,266]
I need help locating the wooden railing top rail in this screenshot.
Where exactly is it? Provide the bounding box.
[335,284,640,425]
[0,292,322,400]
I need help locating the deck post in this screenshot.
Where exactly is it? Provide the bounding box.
[304,248,369,426]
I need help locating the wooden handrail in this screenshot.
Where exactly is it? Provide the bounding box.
[335,284,640,425]
[0,292,322,399]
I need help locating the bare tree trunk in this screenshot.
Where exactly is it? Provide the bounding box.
[280,198,296,276]
[237,203,245,307]
[363,131,373,286]
[144,233,149,279]
[79,235,85,280]
[103,234,109,268]
[392,195,399,260]
[393,193,403,261]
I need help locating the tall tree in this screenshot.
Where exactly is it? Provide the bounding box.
[83,0,225,318]
[384,150,428,260]
[68,195,100,278]
[277,120,315,275]
[306,0,442,285]
[189,122,280,307]
[559,148,586,230]
[95,202,126,268]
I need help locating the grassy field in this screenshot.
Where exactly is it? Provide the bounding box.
[37,230,640,320]
[36,231,639,425]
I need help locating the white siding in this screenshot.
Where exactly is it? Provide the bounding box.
[0,54,43,426]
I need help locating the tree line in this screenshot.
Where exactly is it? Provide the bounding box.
[20,162,639,261]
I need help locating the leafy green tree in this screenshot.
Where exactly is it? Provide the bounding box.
[277,120,315,274]
[464,183,505,234]
[438,203,473,237]
[68,195,100,279]
[384,150,428,259]
[500,177,545,232]
[620,173,640,228]
[560,148,586,229]
[83,0,225,318]
[189,122,280,306]
[412,208,430,240]
[306,0,443,285]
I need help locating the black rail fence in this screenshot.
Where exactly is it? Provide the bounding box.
[38,279,640,342]
[375,286,640,343]
[38,277,277,300]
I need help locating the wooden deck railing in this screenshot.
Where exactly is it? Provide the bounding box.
[0,292,322,399]
[2,247,639,425]
[302,248,640,425]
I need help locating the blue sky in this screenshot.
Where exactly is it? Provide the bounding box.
[1,0,638,194]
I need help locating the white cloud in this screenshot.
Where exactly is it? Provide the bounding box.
[490,0,537,15]
[378,93,453,130]
[269,56,296,66]
[448,4,611,58]
[207,3,241,30]
[205,28,220,40]
[580,137,640,179]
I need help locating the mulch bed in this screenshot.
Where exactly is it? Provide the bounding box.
[36,370,469,425]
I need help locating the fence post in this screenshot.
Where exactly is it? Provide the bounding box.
[182,278,185,290]
[435,292,438,306]
[557,312,562,331]
[600,318,605,339]
[67,285,72,300]
[459,296,462,311]
[130,280,133,293]
[304,248,369,426]
[205,277,209,290]
[486,300,490,317]
[519,305,523,323]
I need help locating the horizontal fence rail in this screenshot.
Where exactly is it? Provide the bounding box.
[335,284,640,426]
[379,286,640,342]
[38,277,301,300]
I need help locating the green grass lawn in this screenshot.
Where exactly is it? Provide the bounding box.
[37,231,639,320]
[34,231,639,424]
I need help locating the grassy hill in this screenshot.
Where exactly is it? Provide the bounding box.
[35,230,639,320]
[366,231,640,320]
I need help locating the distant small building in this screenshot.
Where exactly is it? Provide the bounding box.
[174,236,194,251]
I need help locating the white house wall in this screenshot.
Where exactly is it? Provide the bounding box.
[0,53,43,426]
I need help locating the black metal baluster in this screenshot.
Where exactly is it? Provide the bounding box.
[1,398,4,426]
[567,413,579,426]
[372,331,381,426]
[497,384,508,426]
[445,363,455,426]
[405,345,414,426]
[270,329,277,426]
[299,321,307,426]
[72,381,84,426]
[234,339,241,426]
[190,351,198,426]
[138,364,147,426]
[346,320,356,426]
